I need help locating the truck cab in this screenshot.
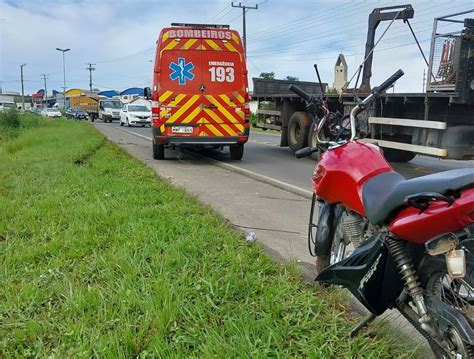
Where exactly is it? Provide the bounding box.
[99,99,122,123]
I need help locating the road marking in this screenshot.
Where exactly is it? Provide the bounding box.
[106,125,313,199]
[250,139,279,147]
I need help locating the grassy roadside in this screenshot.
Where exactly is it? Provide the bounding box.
[0,110,47,142]
[1,118,419,357]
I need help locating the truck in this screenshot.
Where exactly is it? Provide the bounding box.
[252,6,474,162]
[98,99,122,122]
[68,96,99,120]
[67,96,122,122]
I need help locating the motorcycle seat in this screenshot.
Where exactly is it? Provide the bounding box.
[362,168,474,225]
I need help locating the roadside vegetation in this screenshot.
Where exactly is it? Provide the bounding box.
[1,118,420,357]
[0,109,47,142]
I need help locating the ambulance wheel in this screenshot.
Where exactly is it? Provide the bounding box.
[230,144,244,160]
[288,111,310,153]
[153,141,165,160]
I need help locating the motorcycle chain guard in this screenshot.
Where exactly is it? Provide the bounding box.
[316,235,403,315]
[425,294,474,345]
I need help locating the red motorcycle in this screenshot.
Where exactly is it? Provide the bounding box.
[290,70,474,358]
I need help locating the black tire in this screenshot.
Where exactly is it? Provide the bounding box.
[120,121,124,127]
[383,148,416,163]
[91,118,95,122]
[287,111,311,153]
[230,143,244,160]
[418,240,474,358]
[127,118,131,127]
[152,141,165,160]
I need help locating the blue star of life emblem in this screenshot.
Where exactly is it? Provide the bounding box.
[169,58,195,85]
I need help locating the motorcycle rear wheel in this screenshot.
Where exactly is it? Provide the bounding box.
[420,243,474,358]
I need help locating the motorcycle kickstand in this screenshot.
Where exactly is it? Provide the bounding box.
[347,313,376,338]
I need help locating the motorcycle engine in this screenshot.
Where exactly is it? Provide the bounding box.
[339,211,373,249]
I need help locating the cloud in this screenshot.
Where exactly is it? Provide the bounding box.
[1,0,472,94]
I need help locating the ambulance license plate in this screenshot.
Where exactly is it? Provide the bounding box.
[171,126,193,134]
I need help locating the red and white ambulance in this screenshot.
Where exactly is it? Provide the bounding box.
[148,23,250,160]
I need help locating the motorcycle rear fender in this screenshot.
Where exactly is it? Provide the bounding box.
[316,234,403,315]
[425,294,474,345]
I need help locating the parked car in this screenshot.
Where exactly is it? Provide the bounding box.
[66,107,88,120]
[0,101,16,112]
[30,107,43,114]
[120,104,151,127]
[41,108,62,118]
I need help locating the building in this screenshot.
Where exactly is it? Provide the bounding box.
[120,87,144,103]
[97,90,119,98]
[129,96,151,108]
[332,53,348,93]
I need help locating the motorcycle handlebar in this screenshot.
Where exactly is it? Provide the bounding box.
[372,69,404,96]
[295,146,318,159]
[349,69,404,141]
[288,85,311,102]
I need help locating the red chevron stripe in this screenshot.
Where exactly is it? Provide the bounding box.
[200,112,233,137]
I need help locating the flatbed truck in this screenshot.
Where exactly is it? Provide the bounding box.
[252,7,474,162]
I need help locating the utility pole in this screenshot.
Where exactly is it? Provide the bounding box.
[231,2,258,57]
[20,63,27,111]
[41,74,49,107]
[56,48,70,109]
[422,69,426,93]
[86,63,96,93]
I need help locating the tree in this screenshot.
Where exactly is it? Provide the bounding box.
[259,72,275,79]
[285,75,299,81]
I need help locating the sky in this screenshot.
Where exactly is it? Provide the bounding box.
[1,0,472,95]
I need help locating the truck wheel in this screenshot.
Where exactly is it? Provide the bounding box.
[382,148,416,163]
[230,143,244,160]
[153,141,165,160]
[287,112,310,153]
[307,122,320,161]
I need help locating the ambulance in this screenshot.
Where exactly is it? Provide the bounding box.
[147,23,250,160]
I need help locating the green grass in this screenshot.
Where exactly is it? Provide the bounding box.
[0,110,48,142]
[1,119,420,357]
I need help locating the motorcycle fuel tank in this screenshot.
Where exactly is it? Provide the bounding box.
[313,141,393,215]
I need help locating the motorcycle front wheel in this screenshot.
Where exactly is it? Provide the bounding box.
[419,241,474,358]
[315,206,346,273]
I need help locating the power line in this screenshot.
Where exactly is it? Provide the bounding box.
[247,0,371,42]
[206,5,231,23]
[247,1,467,49]
[248,4,470,57]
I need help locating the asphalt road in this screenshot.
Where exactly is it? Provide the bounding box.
[104,121,473,191]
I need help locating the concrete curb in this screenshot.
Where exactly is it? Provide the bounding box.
[113,126,313,200]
